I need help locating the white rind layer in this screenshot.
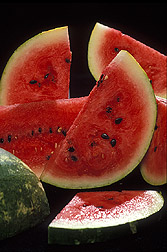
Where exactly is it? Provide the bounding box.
[49,191,164,229]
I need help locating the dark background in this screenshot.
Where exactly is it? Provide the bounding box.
[0,2,166,98]
[0,2,167,252]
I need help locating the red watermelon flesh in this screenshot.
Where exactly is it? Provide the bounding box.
[48,190,164,245]
[41,50,157,189]
[0,26,72,105]
[88,22,166,98]
[140,96,167,185]
[0,97,86,177]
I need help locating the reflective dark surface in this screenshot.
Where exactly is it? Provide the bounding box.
[0,2,166,251]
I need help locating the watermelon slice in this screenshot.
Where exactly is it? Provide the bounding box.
[0,26,72,105]
[0,148,50,240]
[41,50,157,189]
[140,96,167,185]
[0,97,86,177]
[88,22,166,98]
[48,191,164,245]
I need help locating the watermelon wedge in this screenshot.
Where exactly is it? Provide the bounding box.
[0,97,86,177]
[0,26,72,105]
[88,22,166,98]
[140,96,167,185]
[48,191,164,245]
[41,50,157,189]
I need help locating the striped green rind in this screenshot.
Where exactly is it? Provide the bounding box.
[48,191,164,245]
[0,148,50,240]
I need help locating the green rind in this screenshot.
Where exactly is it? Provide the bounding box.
[0,148,50,240]
[48,211,164,245]
[48,191,164,245]
[48,222,136,245]
[88,22,107,81]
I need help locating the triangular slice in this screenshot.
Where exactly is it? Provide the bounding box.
[140,96,167,185]
[88,22,166,98]
[0,26,72,105]
[48,191,164,245]
[41,50,157,189]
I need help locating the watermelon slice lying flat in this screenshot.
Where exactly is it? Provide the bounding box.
[0,26,72,105]
[48,191,164,245]
[0,97,86,177]
[41,50,157,189]
[140,96,167,185]
[88,22,166,98]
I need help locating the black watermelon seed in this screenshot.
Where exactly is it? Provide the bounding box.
[108,197,114,200]
[110,139,116,147]
[0,138,4,143]
[154,125,158,130]
[100,74,104,80]
[31,130,34,136]
[150,79,152,84]
[49,128,53,133]
[115,118,123,124]
[114,48,119,52]
[97,74,105,87]
[51,76,55,82]
[44,73,49,79]
[38,128,42,133]
[101,133,110,139]
[90,141,96,147]
[96,206,104,208]
[97,80,101,87]
[71,155,78,162]
[117,97,120,102]
[106,106,112,113]
[154,146,157,152]
[8,135,12,143]
[29,80,37,84]
[46,155,51,160]
[83,204,87,207]
[62,130,66,136]
[68,146,75,152]
[65,58,71,63]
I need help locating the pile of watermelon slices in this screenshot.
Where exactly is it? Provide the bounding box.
[0,22,166,188]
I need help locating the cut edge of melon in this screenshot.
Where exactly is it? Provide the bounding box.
[41,169,133,189]
[0,26,70,105]
[140,165,167,186]
[140,96,167,186]
[48,191,164,245]
[41,145,153,189]
[88,22,108,81]
[48,190,164,230]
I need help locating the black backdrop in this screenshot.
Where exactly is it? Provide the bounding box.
[0,2,167,252]
[0,2,166,98]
